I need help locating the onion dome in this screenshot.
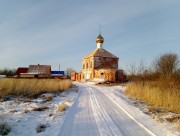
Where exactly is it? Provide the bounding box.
[96,34,104,43]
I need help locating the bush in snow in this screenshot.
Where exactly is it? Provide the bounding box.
[22,109,30,113]
[42,95,53,102]
[0,122,11,136]
[33,105,49,111]
[36,123,46,133]
[66,99,72,104]
[55,102,67,112]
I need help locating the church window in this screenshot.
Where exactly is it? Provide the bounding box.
[86,63,88,69]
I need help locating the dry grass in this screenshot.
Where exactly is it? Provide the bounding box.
[0,79,72,98]
[33,105,49,111]
[125,77,180,114]
[22,109,30,113]
[66,99,72,104]
[42,96,53,102]
[55,103,68,112]
[177,121,180,131]
[166,116,180,131]
[166,116,180,123]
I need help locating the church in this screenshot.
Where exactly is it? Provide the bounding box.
[71,33,125,82]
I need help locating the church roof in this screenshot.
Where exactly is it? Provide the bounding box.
[84,48,119,59]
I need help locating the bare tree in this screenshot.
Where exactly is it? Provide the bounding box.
[65,68,76,78]
[137,59,147,76]
[126,63,137,75]
[0,68,16,77]
[126,60,147,76]
[153,53,179,76]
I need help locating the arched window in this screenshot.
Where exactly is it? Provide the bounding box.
[86,63,88,69]
[90,62,92,68]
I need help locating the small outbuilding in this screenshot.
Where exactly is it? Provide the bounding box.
[16,67,28,77]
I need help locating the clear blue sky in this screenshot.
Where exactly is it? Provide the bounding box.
[0,0,180,72]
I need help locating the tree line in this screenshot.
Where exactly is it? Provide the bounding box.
[0,68,16,77]
[127,52,180,81]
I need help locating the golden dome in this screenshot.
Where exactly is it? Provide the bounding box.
[96,34,104,43]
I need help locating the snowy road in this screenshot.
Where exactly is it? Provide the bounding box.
[59,83,171,136]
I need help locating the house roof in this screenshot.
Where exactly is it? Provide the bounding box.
[84,48,119,59]
[28,65,51,74]
[16,67,28,75]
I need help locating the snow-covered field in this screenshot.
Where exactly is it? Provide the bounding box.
[0,82,179,136]
[0,86,79,136]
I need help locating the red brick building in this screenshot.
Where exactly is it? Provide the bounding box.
[72,33,125,82]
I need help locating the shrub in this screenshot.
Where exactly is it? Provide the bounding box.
[33,106,49,111]
[55,103,67,112]
[42,96,53,102]
[0,122,11,136]
[22,109,30,113]
[66,99,72,104]
[36,123,46,133]
[152,53,179,76]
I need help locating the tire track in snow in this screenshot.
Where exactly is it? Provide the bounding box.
[93,86,157,136]
[59,85,99,136]
[59,83,155,136]
[89,87,123,136]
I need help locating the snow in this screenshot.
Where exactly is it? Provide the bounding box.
[0,88,79,136]
[94,84,180,136]
[0,75,6,78]
[0,82,179,136]
[59,83,178,136]
[91,78,105,84]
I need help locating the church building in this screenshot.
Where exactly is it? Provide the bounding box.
[71,33,124,82]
